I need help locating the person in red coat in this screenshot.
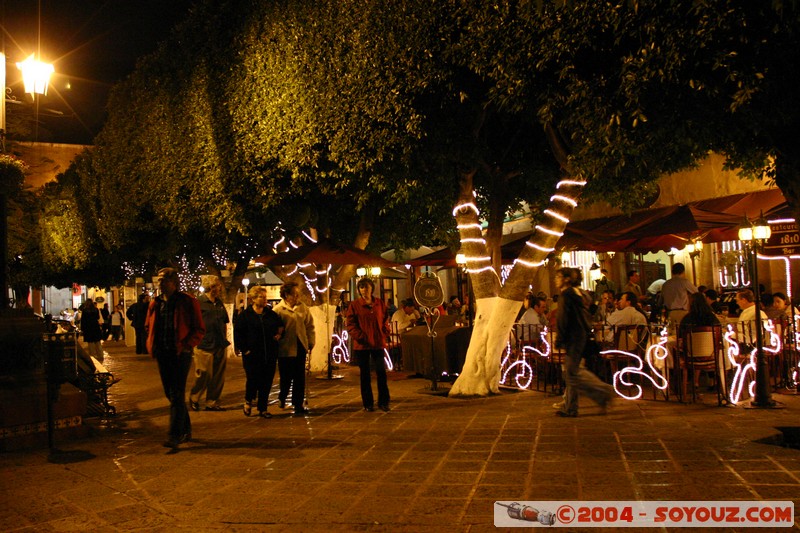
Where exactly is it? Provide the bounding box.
[146,268,205,449]
[346,277,391,412]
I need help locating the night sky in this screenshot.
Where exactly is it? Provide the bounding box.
[2,0,195,144]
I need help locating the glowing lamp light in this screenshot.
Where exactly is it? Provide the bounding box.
[370,266,382,277]
[455,253,467,266]
[242,278,250,287]
[695,239,703,251]
[560,251,571,264]
[356,266,367,277]
[753,223,771,241]
[738,226,754,242]
[686,243,696,254]
[16,54,54,96]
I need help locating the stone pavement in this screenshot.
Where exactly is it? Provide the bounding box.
[2,341,800,532]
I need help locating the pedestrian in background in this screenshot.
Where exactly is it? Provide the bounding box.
[146,268,205,449]
[110,304,125,341]
[346,277,391,412]
[80,300,104,362]
[235,285,284,418]
[127,293,151,354]
[189,275,230,412]
[100,303,111,340]
[274,282,315,416]
[553,267,614,418]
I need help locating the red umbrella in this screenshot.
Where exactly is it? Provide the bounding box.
[256,238,401,268]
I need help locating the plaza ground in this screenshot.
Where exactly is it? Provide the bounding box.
[2,341,800,531]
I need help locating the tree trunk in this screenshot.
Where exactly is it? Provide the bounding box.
[450,122,583,397]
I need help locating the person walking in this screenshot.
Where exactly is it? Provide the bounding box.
[127,293,151,354]
[274,282,315,416]
[80,300,104,362]
[235,285,284,418]
[346,277,391,412]
[189,275,231,412]
[553,267,614,418]
[146,268,205,449]
[109,304,125,341]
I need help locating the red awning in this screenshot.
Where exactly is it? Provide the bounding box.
[498,189,788,255]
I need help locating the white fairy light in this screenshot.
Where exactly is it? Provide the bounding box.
[452,202,480,216]
[457,223,483,230]
[556,179,587,188]
[549,194,578,207]
[543,209,570,223]
[461,238,487,244]
[526,242,555,253]
[514,258,546,268]
[535,225,564,237]
[301,231,317,243]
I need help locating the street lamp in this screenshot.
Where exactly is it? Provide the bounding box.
[0,52,54,307]
[686,239,702,286]
[738,214,775,408]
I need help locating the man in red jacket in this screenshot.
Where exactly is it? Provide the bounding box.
[146,268,205,449]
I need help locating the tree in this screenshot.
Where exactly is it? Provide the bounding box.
[448,1,800,395]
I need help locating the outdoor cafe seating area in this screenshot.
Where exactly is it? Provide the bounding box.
[501,317,800,406]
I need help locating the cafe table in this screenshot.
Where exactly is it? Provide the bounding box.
[400,324,471,377]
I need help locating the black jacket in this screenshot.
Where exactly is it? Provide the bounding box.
[234,306,283,366]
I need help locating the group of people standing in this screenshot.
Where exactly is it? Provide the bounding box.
[145,267,394,449]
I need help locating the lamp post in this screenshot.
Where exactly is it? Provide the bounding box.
[241,277,250,309]
[1,52,54,307]
[687,239,702,286]
[738,215,776,408]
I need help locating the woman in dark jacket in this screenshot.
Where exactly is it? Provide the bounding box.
[80,300,105,362]
[554,267,614,417]
[234,286,284,418]
[345,277,391,412]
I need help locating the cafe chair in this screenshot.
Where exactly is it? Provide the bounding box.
[677,324,725,405]
[534,328,564,395]
[387,321,403,371]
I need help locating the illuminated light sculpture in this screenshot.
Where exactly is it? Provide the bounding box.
[331,330,350,364]
[500,327,549,390]
[725,320,782,404]
[611,327,670,400]
[383,348,394,371]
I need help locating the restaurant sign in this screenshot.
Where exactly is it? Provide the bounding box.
[762,220,800,256]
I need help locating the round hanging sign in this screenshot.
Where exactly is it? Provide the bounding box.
[413,274,444,308]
